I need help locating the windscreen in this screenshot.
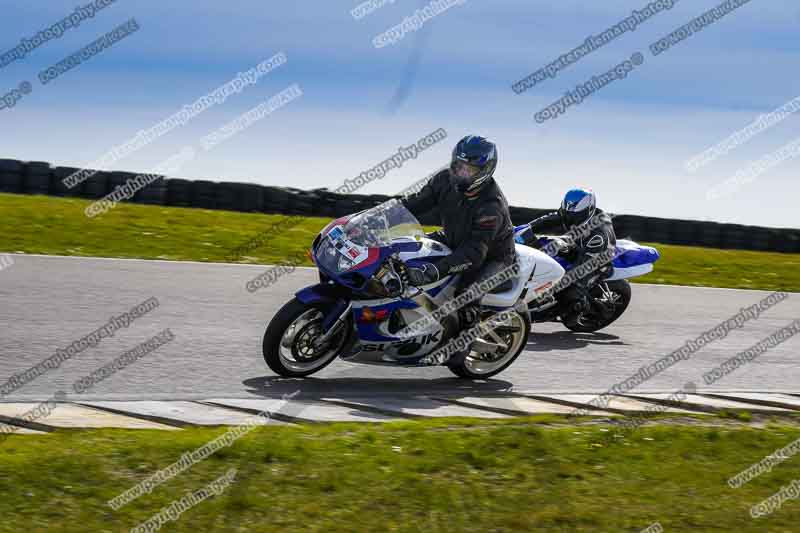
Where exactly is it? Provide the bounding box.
[315,200,424,274]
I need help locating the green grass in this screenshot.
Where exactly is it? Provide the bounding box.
[637,242,800,292]
[1,417,799,532]
[1,193,798,292]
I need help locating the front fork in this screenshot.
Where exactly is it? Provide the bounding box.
[318,301,352,342]
[295,282,354,342]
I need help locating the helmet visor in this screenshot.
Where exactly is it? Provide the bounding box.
[453,160,481,180]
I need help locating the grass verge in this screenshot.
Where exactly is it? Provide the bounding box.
[1,193,798,292]
[1,417,799,532]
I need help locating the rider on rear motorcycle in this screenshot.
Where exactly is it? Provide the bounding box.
[400,135,517,328]
[517,188,617,324]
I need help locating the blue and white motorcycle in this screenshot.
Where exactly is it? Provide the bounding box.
[263,200,565,379]
[513,225,660,333]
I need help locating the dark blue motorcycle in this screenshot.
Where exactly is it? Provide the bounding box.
[263,200,566,378]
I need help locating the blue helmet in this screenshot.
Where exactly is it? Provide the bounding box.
[450,135,498,196]
[559,188,596,227]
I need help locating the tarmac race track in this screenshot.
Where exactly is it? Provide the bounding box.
[1,254,798,404]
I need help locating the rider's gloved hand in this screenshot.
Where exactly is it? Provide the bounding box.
[516,224,537,246]
[407,263,440,286]
[552,235,574,253]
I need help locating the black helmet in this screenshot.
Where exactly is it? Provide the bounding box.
[559,188,597,227]
[450,135,498,196]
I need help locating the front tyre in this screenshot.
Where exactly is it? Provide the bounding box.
[448,309,530,379]
[263,298,352,377]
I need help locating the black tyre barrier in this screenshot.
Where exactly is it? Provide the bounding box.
[230,183,264,212]
[0,158,797,253]
[768,230,798,254]
[639,217,668,244]
[669,220,698,246]
[699,223,723,248]
[288,195,315,215]
[782,233,800,253]
[749,228,773,252]
[52,167,86,197]
[23,161,52,195]
[25,161,51,173]
[193,180,217,209]
[315,195,339,218]
[83,171,109,199]
[262,186,289,214]
[136,180,168,205]
[509,207,548,226]
[223,183,258,212]
[0,172,22,193]
[720,225,748,250]
[24,173,51,195]
[108,171,134,192]
[166,178,193,207]
[334,198,356,217]
[0,159,23,173]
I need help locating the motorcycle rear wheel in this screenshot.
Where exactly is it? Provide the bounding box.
[563,279,631,333]
[448,309,530,379]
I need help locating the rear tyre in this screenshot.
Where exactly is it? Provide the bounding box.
[448,309,530,379]
[563,280,631,333]
[263,298,353,377]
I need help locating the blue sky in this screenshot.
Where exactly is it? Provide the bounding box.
[1,0,798,228]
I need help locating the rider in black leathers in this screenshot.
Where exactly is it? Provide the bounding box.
[399,135,517,345]
[519,210,616,268]
[517,188,616,324]
[401,135,517,293]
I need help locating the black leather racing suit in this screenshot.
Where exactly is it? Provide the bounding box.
[520,208,617,322]
[401,169,517,292]
[523,208,616,268]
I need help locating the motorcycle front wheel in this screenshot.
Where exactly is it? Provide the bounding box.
[263,298,353,377]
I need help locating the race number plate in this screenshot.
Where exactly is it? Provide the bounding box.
[328,225,369,266]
